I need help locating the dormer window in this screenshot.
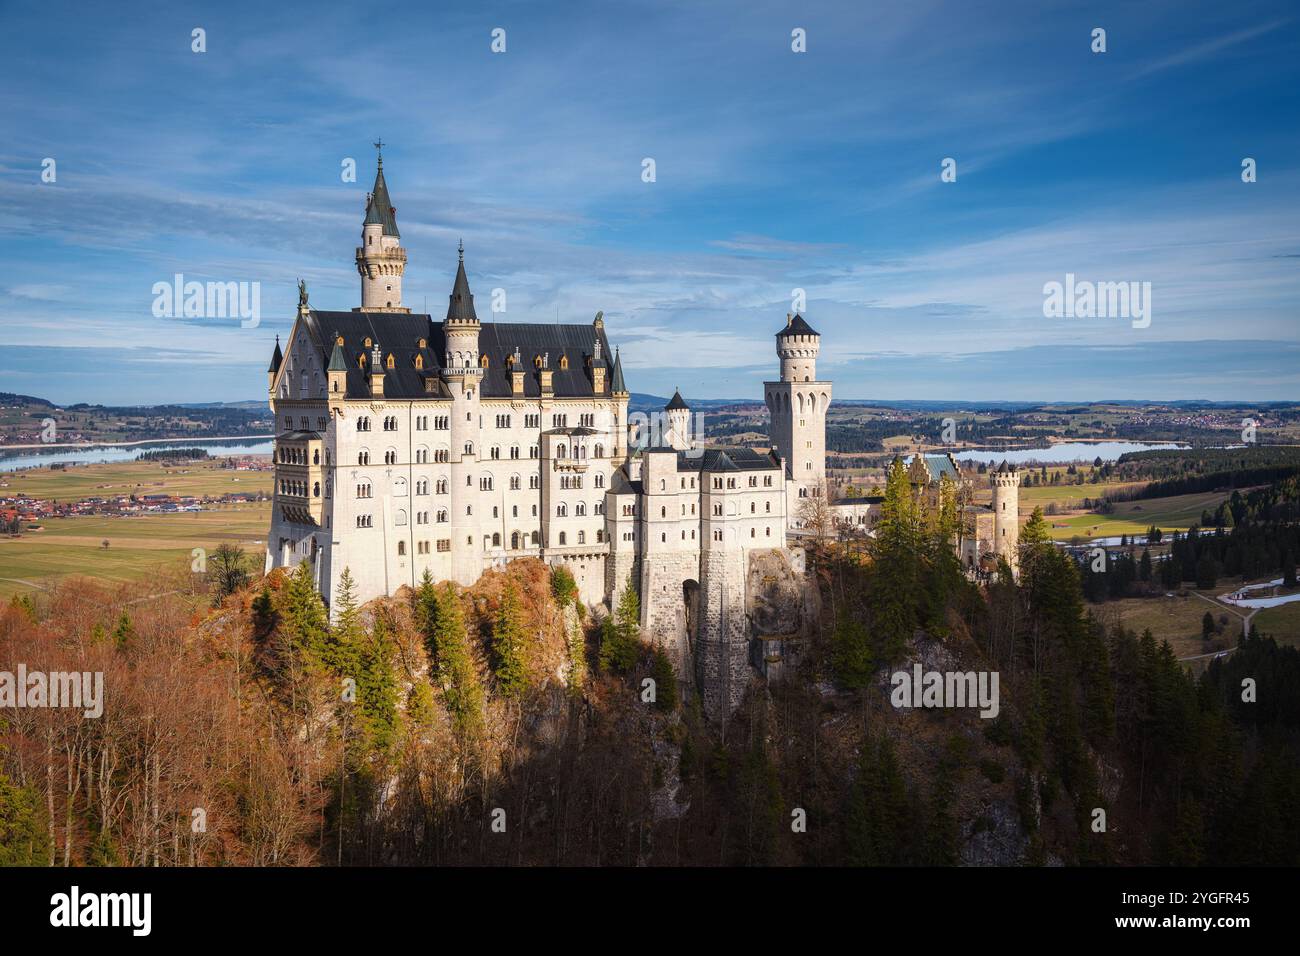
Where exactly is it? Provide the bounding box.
[364,337,372,348]
[386,353,395,369]
[358,352,367,369]
[559,354,569,370]
[414,354,424,370]
[480,354,490,368]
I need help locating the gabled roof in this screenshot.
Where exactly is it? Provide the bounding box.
[902,453,961,482]
[363,160,400,238]
[665,389,689,411]
[777,313,818,337]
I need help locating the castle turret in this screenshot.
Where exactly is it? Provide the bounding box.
[355,148,409,313]
[664,388,692,450]
[766,313,831,520]
[267,335,282,393]
[991,461,1021,570]
[441,242,483,583]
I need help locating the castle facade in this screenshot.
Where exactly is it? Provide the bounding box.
[265,156,1020,716]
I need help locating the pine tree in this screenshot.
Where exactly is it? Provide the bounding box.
[430,583,483,740]
[279,560,330,672]
[0,771,51,866]
[600,577,642,673]
[491,581,529,697]
[650,647,678,712]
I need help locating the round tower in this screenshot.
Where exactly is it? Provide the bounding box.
[778,313,820,383]
[991,461,1021,569]
[664,388,691,450]
[443,241,480,367]
[355,147,409,313]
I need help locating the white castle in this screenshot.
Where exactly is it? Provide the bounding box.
[266,156,1020,716]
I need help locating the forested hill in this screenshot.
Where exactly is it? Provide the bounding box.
[1,467,1298,865]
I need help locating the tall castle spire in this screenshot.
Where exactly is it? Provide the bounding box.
[355,143,409,313]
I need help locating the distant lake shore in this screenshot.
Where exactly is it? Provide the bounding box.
[0,436,274,471]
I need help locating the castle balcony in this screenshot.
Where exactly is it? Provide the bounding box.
[275,486,323,526]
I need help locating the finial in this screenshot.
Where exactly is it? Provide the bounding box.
[458,238,464,261]
[786,312,793,327]
[373,138,385,167]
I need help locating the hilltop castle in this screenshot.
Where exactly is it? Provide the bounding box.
[265,156,1020,716]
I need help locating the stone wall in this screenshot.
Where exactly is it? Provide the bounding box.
[640,551,700,674]
[696,547,750,718]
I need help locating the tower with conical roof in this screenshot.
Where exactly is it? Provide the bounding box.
[441,241,484,582]
[355,145,409,312]
[765,312,831,521]
[664,388,692,451]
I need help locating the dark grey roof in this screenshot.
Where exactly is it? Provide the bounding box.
[306,310,616,400]
[677,446,782,473]
[363,161,400,238]
[268,336,283,373]
[777,313,818,337]
[446,247,477,323]
[327,339,347,372]
[610,347,627,393]
[997,460,1016,473]
[665,389,689,411]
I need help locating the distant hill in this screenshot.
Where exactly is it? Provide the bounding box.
[0,392,55,408]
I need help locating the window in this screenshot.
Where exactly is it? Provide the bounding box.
[480,475,494,491]
[558,532,567,545]
[557,503,568,517]
[395,510,407,527]
[358,451,370,465]
[595,473,605,488]
[509,475,521,490]
[356,481,371,498]
[356,515,373,528]
[437,539,451,552]
[398,541,406,555]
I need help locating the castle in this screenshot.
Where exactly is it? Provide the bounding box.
[265,155,1020,716]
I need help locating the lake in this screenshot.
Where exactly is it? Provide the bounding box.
[0,437,274,472]
[953,441,1185,466]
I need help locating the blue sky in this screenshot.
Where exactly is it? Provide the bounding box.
[1,0,1297,405]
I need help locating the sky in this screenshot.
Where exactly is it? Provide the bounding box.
[1,0,1297,405]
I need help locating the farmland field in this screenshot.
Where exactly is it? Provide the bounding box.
[0,503,270,599]
[1046,490,1230,541]
[0,458,272,500]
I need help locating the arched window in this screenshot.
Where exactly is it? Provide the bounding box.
[492,532,501,547]
[559,532,567,545]
[395,509,407,527]
[397,541,406,555]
